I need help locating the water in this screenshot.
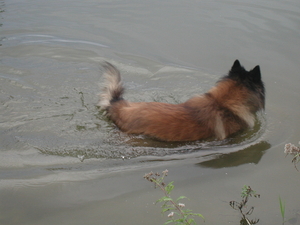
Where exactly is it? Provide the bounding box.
[1,0,300,224]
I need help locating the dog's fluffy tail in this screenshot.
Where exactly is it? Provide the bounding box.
[98,62,124,110]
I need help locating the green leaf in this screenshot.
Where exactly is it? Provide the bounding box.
[175,196,187,202]
[194,213,205,220]
[175,218,184,223]
[241,185,249,198]
[188,218,196,224]
[156,196,173,203]
[279,196,286,221]
[162,202,174,209]
[165,182,174,194]
[162,197,173,202]
[162,208,175,213]
[156,199,163,204]
[164,220,174,225]
[182,209,192,214]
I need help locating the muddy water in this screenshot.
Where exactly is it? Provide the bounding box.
[1,0,300,224]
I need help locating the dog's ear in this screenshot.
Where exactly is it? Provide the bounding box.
[251,65,261,82]
[231,60,241,70]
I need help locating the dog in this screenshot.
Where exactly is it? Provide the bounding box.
[98,60,265,142]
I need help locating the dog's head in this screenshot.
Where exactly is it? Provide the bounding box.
[227,60,265,111]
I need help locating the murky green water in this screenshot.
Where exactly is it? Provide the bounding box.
[1,0,300,224]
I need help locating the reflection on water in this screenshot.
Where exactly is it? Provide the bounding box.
[198,141,271,168]
[9,34,109,48]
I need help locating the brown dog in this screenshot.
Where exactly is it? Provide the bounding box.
[98,60,265,141]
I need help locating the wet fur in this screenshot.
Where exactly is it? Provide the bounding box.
[98,60,265,141]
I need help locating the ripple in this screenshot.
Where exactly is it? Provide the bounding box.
[7,34,110,48]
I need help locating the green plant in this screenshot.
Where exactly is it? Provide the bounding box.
[143,170,204,225]
[279,196,286,224]
[284,142,300,171]
[229,185,260,225]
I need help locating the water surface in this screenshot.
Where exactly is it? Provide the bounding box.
[1,0,300,224]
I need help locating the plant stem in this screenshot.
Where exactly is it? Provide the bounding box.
[154,180,191,225]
